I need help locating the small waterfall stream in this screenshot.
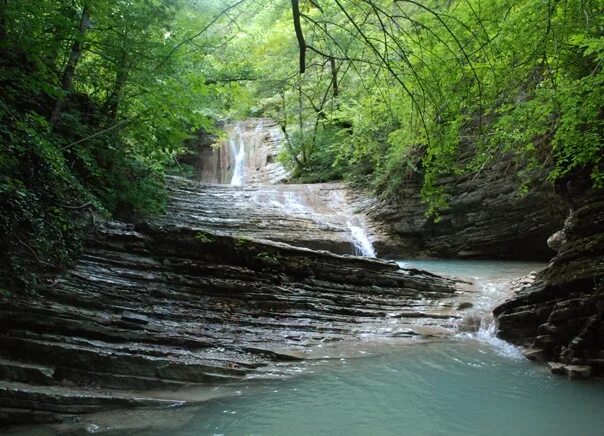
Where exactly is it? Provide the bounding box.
[460,280,524,358]
[229,125,245,186]
[396,259,544,357]
[220,119,378,258]
[347,219,377,258]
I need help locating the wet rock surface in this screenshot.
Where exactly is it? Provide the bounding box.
[162,176,402,256]
[190,118,288,185]
[1,117,436,426]
[0,215,467,426]
[494,172,604,378]
[168,118,403,257]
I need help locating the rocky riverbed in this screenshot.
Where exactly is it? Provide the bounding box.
[0,214,469,426]
[2,118,599,431]
[0,120,471,427]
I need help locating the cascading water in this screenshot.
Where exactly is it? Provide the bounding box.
[396,259,543,358]
[460,280,524,359]
[254,119,264,134]
[230,125,245,186]
[221,119,380,259]
[324,190,377,258]
[347,219,377,258]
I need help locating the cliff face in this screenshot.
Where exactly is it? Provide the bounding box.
[494,171,604,378]
[182,119,289,185]
[370,155,568,260]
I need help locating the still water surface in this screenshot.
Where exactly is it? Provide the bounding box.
[135,340,604,436]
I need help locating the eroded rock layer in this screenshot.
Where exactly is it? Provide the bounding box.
[191,118,288,185]
[494,172,604,378]
[162,176,403,256]
[368,155,568,259]
[0,220,465,425]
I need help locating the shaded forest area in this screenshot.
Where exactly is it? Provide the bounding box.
[1,0,602,293]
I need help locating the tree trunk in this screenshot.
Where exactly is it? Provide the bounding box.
[280,91,302,168]
[297,74,306,164]
[50,2,91,128]
[102,49,129,124]
[330,57,339,99]
[291,0,306,74]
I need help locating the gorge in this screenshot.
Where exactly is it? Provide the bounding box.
[2,119,603,435]
[1,1,603,434]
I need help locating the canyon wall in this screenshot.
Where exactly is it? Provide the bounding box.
[494,170,604,378]
[370,155,568,260]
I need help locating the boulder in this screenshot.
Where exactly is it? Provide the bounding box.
[563,365,592,380]
[547,230,565,251]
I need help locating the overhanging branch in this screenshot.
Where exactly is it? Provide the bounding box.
[291,0,306,73]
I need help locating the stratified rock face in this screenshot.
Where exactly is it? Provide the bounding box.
[170,118,403,257]
[162,176,405,257]
[0,220,466,425]
[195,118,289,185]
[0,118,466,426]
[185,122,566,260]
[494,172,604,377]
[369,156,568,260]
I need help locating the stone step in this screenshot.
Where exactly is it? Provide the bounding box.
[0,381,188,415]
[0,197,466,425]
[0,358,55,385]
[0,335,250,384]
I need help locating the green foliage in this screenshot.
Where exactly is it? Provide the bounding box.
[0,113,87,292]
[0,0,257,293]
[247,0,603,218]
[256,251,279,265]
[234,237,249,248]
[195,232,215,244]
[280,122,349,182]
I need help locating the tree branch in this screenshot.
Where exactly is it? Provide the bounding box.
[291,0,306,73]
[153,0,248,72]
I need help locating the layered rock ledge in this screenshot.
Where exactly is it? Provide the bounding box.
[162,176,403,256]
[494,171,604,378]
[0,218,466,426]
[368,153,567,259]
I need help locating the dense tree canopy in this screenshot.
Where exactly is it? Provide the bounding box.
[246,0,603,214]
[0,0,253,291]
[1,0,602,292]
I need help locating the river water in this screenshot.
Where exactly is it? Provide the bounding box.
[112,341,604,436]
[98,262,602,436]
[138,261,602,436]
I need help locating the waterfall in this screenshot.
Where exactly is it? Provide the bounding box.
[230,125,245,186]
[456,279,523,359]
[219,119,379,258]
[347,219,376,258]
